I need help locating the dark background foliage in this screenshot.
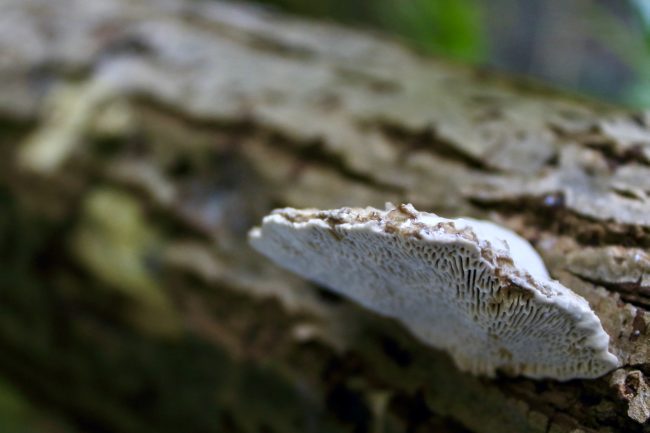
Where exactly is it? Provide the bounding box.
[250,0,650,107]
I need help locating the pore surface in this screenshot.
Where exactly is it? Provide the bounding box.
[249,204,619,380]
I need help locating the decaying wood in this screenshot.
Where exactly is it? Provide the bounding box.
[2,0,650,431]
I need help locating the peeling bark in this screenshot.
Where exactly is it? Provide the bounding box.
[2,0,650,432]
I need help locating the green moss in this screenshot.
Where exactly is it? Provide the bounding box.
[0,376,42,433]
[71,187,181,335]
[0,187,347,433]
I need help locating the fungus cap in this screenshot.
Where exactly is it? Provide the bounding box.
[249,204,620,380]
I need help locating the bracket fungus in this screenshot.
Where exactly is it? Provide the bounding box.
[249,204,620,380]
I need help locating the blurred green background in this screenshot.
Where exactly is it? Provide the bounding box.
[251,0,650,108]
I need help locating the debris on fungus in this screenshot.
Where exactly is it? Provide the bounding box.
[249,203,619,380]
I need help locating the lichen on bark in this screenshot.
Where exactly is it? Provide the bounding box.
[1,0,650,431]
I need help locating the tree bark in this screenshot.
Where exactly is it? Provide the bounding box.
[1,0,650,432]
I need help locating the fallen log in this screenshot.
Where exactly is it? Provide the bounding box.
[1,0,650,431]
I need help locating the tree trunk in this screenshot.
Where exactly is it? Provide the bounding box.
[1,0,650,432]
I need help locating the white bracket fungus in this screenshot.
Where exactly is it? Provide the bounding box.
[249,204,620,380]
